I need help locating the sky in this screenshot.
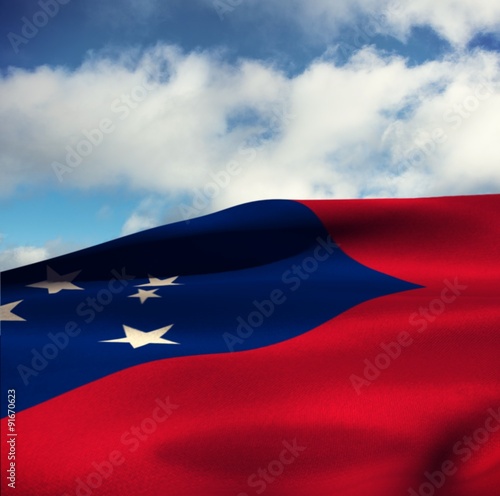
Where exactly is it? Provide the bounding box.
[0,0,499,271]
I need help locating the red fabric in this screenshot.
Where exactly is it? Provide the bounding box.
[2,194,500,495]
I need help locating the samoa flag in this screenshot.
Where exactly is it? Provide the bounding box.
[1,195,499,496]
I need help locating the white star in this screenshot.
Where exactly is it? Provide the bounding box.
[128,288,161,304]
[27,266,84,294]
[100,324,179,349]
[0,300,25,322]
[136,275,182,287]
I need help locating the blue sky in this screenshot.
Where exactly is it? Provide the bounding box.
[1,0,500,270]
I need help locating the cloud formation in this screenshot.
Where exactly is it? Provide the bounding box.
[2,0,500,268]
[0,245,49,271]
[0,238,81,271]
[1,44,499,217]
[78,0,500,46]
[209,0,500,46]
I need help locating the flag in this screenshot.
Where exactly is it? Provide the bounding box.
[1,195,499,496]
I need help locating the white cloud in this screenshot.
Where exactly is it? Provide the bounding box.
[387,0,500,46]
[0,239,83,272]
[0,246,49,272]
[87,0,500,46]
[121,213,157,236]
[121,197,171,235]
[207,0,500,47]
[1,44,499,236]
[4,3,500,272]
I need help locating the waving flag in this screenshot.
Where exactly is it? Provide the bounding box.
[1,195,499,496]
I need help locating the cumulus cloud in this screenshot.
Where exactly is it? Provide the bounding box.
[0,44,288,196]
[0,239,81,272]
[207,0,500,47]
[120,196,173,235]
[0,246,49,272]
[84,0,500,46]
[387,0,500,46]
[1,43,499,238]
